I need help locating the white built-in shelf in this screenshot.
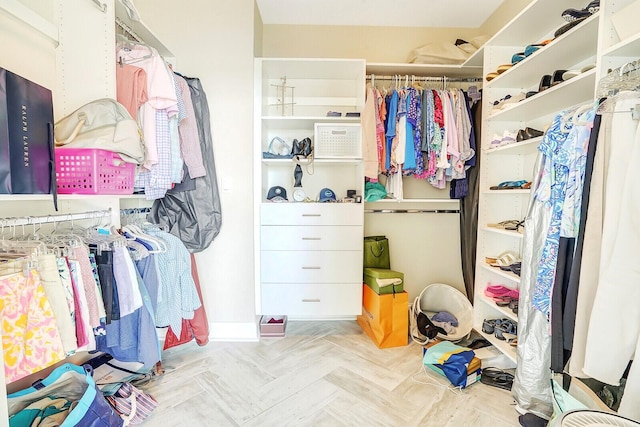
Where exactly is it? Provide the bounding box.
[474,322,517,363]
[0,194,137,201]
[602,31,640,58]
[483,189,531,195]
[261,116,360,130]
[117,194,147,199]
[366,198,460,204]
[478,294,518,322]
[487,0,588,47]
[481,226,524,239]
[114,0,174,58]
[0,0,58,44]
[484,137,541,155]
[462,46,485,67]
[262,116,360,122]
[261,58,366,80]
[480,263,521,284]
[366,62,482,78]
[261,158,361,165]
[487,13,599,90]
[0,194,151,202]
[487,69,597,122]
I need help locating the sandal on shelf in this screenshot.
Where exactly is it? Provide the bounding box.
[488,219,524,233]
[481,318,509,334]
[484,283,519,299]
[502,333,517,345]
[486,252,520,267]
[494,296,518,307]
[489,180,527,190]
[468,338,492,350]
[487,219,520,230]
[480,367,514,391]
[509,299,519,314]
[499,262,522,276]
[494,319,517,340]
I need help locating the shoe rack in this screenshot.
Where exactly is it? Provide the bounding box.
[474,0,599,364]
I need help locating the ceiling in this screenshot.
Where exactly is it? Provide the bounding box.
[256,0,507,28]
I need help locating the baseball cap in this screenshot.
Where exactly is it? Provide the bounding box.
[267,186,288,202]
[318,188,336,202]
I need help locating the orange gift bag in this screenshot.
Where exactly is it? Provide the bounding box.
[357,284,408,348]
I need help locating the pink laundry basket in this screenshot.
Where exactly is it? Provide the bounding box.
[55,148,135,195]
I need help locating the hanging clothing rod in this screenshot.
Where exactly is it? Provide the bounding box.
[115,16,143,43]
[120,207,151,215]
[365,209,460,214]
[0,209,112,228]
[366,74,482,83]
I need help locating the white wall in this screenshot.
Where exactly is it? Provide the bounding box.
[262,25,484,62]
[134,0,259,339]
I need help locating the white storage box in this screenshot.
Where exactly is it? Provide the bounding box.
[314,123,362,159]
[611,0,640,42]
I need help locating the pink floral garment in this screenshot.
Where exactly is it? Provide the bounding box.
[0,270,65,383]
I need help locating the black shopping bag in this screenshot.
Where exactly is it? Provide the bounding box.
[0,67,56,204]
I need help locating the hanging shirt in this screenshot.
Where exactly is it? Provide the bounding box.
[116,63,148,120]
[145,228,201,338]
[174,74,206,179]
[68,259,96,352]
[0,269,65,383]
[135,109,173,199]
[362,84,378,180]
[403,88,417,171]
[73,245,105,329]
[116,45,177,168]
[385,91,399,172]
[375,88,387,174]
[112,246,144,317]
[395,90,407,167]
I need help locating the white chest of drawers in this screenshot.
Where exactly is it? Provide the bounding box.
[259,203,363,318]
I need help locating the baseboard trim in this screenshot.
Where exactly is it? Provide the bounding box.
[209,321,259,342]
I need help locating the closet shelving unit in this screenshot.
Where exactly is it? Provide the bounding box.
[253,58,366,318]
[0,3,173,223]
[474,0,600,364]
[598,0,640,75]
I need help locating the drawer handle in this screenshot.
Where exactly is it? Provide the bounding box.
[302,237,321,241]
[302,266,321,270]
[302,298,321,303]
[302,214,321,217]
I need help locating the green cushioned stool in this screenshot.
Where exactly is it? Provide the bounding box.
[364,268,404,295]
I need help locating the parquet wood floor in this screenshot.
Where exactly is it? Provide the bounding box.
[141,321,519,426]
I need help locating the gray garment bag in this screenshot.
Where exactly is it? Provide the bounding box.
[149,75,222,252]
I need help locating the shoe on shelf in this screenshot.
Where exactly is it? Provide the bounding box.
[488,130,517,149]
[494,92,526,110]
[489,180,528,190]
[484,283,520,298]
[486,219,521,230]
[486,72,499,82]
[511,52,526,64]
[497,64,513,74]
[551,69,569,86]
[539,74,553,92]
[554,16,588,38]
[561,0,599,22]
[516,127,544,142]
[562,64,596,81]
